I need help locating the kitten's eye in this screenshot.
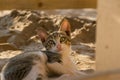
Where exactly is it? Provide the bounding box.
[60,37,66,43]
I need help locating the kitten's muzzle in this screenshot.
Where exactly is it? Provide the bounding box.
[56,43,62,51]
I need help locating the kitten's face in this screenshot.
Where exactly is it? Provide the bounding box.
[37,19,71,53]
[43,31,71,52]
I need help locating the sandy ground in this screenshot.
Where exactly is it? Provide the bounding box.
[0,9,96,74]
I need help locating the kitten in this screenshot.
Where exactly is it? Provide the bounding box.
[37,19,84,78]
[1,19,68,80]
[1,19,85,80]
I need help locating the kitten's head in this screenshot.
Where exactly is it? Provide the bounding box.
[37,19,71,53]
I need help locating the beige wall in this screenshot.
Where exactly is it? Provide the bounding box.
[0,0,96,10]
[97,0,120,71]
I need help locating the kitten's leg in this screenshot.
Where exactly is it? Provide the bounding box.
[47,62,86,75]
[47,62,69,74]
[47,64,86,80]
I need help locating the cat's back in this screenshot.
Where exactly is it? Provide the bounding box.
[1,51,47,80]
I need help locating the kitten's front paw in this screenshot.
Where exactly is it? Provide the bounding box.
[57,73,86,80]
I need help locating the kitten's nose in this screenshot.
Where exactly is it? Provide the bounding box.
[56,43,62,51]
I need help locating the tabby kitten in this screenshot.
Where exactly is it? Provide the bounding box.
[1,19,84,80]
[0,19,72,80]
[37,19,79,76]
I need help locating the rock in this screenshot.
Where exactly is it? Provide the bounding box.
[71,20,96,44]
[0,30,12,43]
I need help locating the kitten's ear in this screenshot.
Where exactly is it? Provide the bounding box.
[59,19,71,37]
[36,28,48,43]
